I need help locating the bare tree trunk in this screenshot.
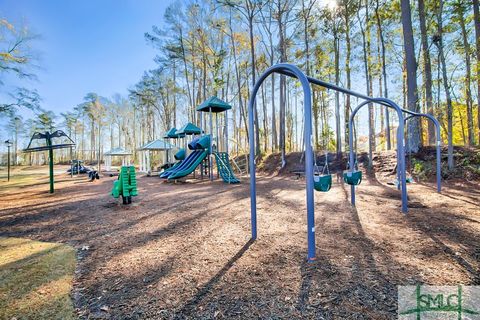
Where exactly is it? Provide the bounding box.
[228,11,248,142]
[358,1,374,168]
[277,3,287,167]
[313,90,320,149]
[248,14,261,157]
[261,80,269,153]
[401,0,421,152]
[179,29,193,122]
[473,0,480,144]
[344,6,352,150]
[418,0,435,145]
[260,7,278,151]
[173,60,177,128]
[271,74,277,152]
[457,3,474,146]
[334,26,342,156]
[435,0,454,169]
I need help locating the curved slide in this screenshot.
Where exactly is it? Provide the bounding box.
[167,149,208,180]
[214,152,240,184]
[161,150,203,179]
[159,160,182,178]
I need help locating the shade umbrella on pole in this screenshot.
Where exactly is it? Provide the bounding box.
[196,96,232,181]
[23,130,75,193]
[164,127,181,164]
[176,122,202,153]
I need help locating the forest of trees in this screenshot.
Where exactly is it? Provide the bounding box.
[1,0,480,170]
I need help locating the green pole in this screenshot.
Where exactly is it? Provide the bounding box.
[7,145,11,182]
[47,133,54,193]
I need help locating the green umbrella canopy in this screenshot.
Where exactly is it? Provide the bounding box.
[164,127,184,139]
[23,130,75,152]
[196,96,232,113]
[140,139,175,151]
[176,122,203,135]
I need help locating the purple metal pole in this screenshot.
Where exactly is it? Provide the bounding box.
[248,64,315,260]
[404,112,442,192]
[349,98,408,213]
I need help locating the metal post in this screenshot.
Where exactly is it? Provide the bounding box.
[209,108,213,181]
[7,144,11,182]
[46,134,54,194]
[436,138,441,192]
[348,120,356,206]
[404,112,442,193]
[248,64,315,261]
[225,111,229,153]
[248,85,258,241]
[351,185,355,206]
[216,113,219,179]
[349,98,408,213]
[396,147,401,190]
[216,113,219,152]
[70,146,73,178]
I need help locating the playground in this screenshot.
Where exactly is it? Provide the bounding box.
[1,64,480,318]
[0,156,479,318]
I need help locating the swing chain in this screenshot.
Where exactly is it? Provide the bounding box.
[314,149,329,176]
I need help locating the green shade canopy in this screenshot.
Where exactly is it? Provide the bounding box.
[196,96,232,113]
[140,139,175,151]
[176,122,203,135]
[23,130,75,153]
[164,127,185,139]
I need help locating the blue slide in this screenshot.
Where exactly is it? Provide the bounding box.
[167,149,208,180]
[160,150,203,179]
[161,135,210,180]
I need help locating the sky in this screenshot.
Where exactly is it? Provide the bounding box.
[1,0,384,150]
[1,0,173,115]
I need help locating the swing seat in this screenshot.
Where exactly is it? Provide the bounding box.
[343,170,362,186]
[314,174,332,192]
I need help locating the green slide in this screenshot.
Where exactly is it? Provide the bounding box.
[214,152,240,184]
[112,166,138,204]
[167,149,208,180]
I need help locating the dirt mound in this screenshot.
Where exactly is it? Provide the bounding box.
[410,146,480,181]
[255,146,480,182]
[257,151,369,175]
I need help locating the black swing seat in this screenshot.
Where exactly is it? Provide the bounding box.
[343,170,362,186]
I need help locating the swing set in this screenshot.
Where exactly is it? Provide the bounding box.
[313,152,332,192]
[247,63,443,261]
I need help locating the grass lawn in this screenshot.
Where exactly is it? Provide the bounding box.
[0,165,74,193]
[0,237,76,320]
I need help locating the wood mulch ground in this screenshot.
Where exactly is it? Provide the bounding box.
[0,165,478,319]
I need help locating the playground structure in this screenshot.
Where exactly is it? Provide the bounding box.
[159,97,240,184]
[247,63,442,261]
[163,127,186,170]
[111,166,138,204]
[214,152,240,184]
[160,135,210,180]
[23,130,75,193]
[197,97,233,181]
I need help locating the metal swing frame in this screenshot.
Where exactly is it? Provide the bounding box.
[248,63,442,261]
